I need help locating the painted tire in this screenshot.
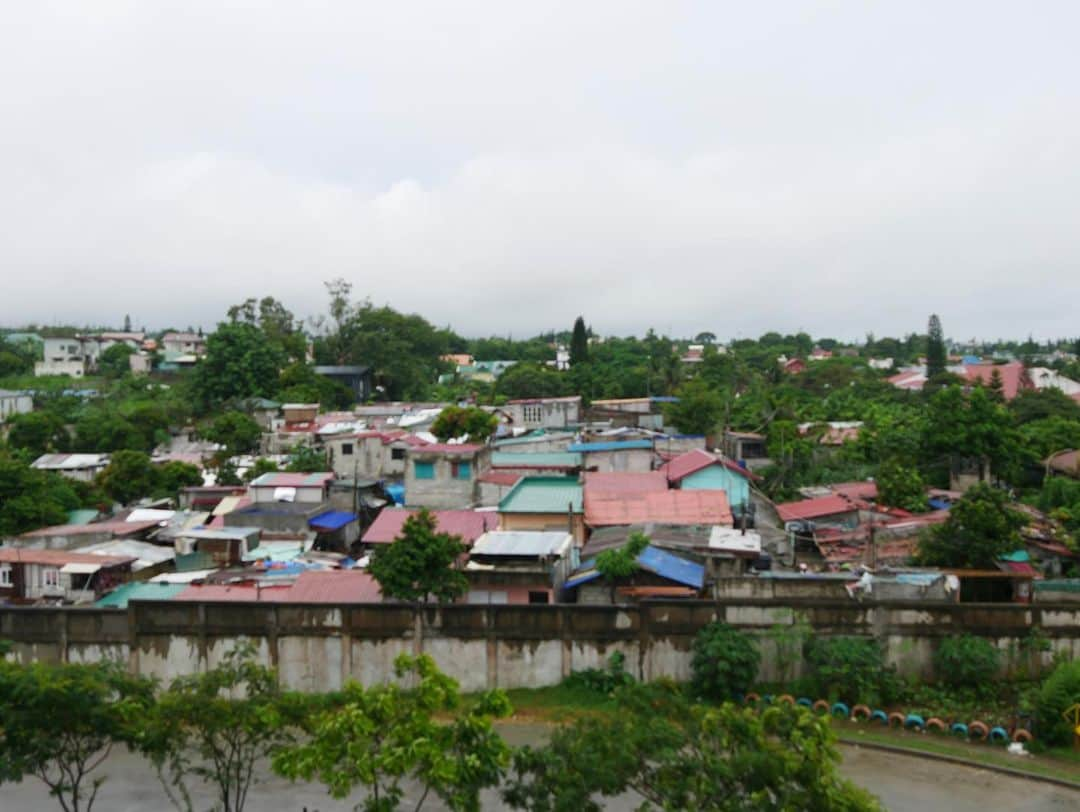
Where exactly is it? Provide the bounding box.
[968,721,989,741]
[812,699,830,714]
[1012,729,1033,743]
[887,712,905,728]
[832,702,850,719]
[744,692,760,706]
[925,717,947,733]
[870,710,889,725]
[951,723,968,737]
[763,694,775,705]
[989,727,1008,743]
[851,704,872,721]
[796,697,813,709]
[905,714,925,730]
[776,694,796,706]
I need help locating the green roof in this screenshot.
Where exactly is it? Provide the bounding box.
[95,582,187,608]
[498,476,583,514]
[491,451,582,469]
[1034,580,1080,593]
[66,509,100,526]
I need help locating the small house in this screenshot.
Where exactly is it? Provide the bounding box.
[0,390,32,420]
[565,544,705,604]
[497,476,585,544]
[31,453,109,482]
[247,471,335,504]
[662,449,760,512]
[172,526,262,567]
[466,530,576,604]
[0,548,134,604]
[404,444,489,509]
[504,396,582,430]
[361,508,498,547]
[568,439,655,473]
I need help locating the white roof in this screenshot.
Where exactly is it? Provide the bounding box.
[125,508,175,523]
[60,562,103,575]
[31,453,109,470]
[150,569,215,584]
[76,540,175,571]
[708,526,762,555]
[471,531,572,557]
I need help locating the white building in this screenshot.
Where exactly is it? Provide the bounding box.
[0,390,33,420]
[31,453,110,482]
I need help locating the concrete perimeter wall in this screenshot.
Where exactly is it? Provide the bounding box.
[3,600,1080,692]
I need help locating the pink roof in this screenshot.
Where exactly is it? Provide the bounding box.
[963,362,1030,400]
[775,495,858,523]
[478,471,523,487]
[584,471,668,495]
[585,490,733,527]
[173,583,292,602]
[361,509,498,544]
[888,370,926,390]
[19,520,162,538]
[662,449,761,483]
[0,548,133,567]
[829,481,878,501]
[284,570,382,602]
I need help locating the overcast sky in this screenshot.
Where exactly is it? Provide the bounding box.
[1,2,1077,342]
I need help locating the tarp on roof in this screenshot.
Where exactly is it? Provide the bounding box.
[309,511,358,531]
[565,545,705,590]
[567,440,653,453]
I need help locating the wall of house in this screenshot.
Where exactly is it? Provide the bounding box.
[249,485,326,504]
[326,437,385,480]
[404,454,482,509]
[5,600,1080,691]
[679,466,750,508]
[493,436,575,454]
[498,512,586,545]
[0,394,33,419]
[506,398,582,429]
[581,448,654,473]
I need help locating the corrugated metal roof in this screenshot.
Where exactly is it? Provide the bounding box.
[309,511,358,531]
[567,440,654,453]
[31,453,109,470]
[584,471,667,495]
[96,582,187,608]
[286,570,382,602]
[498,477,583,514]
[0,548,133,566]
[662,449,761,483]
[471,531,571,557]
[566,545,705,590]
[775,495,857,523]
[585,490,733,527]
[19,520,161,538]
[248,472,334,488]
[361,509,497,544]
[491,451,582,469]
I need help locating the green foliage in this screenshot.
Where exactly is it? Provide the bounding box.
[690,622,760,701]
[191,321,286,410]
[923,385,1022,486]
[200,411,262,456]
[562,652,635,695]
[431,405,498,442]
[925,314,946,380]
[803,636,898,706]
[243,457,279,483]
[278,362,354,409]
[285,444,327,473]
[5,411,70,457]
[664,379,724,435]
[1010,387,1080,425]
[0,454,81,535]
[213,458,243,486]
[156,461,203,498]
[0,659,156,812]
[272,653,511,812]
[96,450,158,506]
[933,635,1000,697]
[594,531,649,600]
[569,316,589,367]
[1035,657,1080,747]
[1019,416,1080,461]
[145,646,305,812]
[875,459,927,512]
[502,682,882,812]
[766,611,813,685]
[97,343,135,379]
[495,363,567,400]
[0,339,34,377]
[916,483,1026,568]
[368,509,468,604]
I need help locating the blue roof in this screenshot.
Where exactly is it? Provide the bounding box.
[565,545,705,590]
[309,511,358,531]
[567,439,654,453]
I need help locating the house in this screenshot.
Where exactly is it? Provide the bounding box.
[15,519,161,551]
[172,526,262,567]
[324,431,430,481]
[587,397,673,430]
[0,548,134,604]
[160,331,207,356]
[465,531,576,604]
[721,431,770,469]
[493,431,577,454]
[1028,367,1080,396]
[497,476,585,544]
[0,390,33,420]
[566,544,706,604]
[361,508,498,547]
[661,449,761,512]
[680,344,705,364]
[568,439,655,473]
[31,453,110,482]
[1045,450,1080,479]
[581,523,757,579]
[490,451,582,477]
[889,361,1033,400]
[780,357,806,374]
[584,489,734,529]
[404,444,489,509]
[313,366,373,401]
[504,396,582,430]
[775,494,861,530]
[307,510,361,550]
[477,471,524,506]
[35,336,89,377]
[247,472,335,504]
[73,539,175,574]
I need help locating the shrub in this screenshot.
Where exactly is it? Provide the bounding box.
[1035,658,1080,746]
[803,636,898,705]
[691,622,760,700]
[563,651,635,694]
[933,635,1000,696]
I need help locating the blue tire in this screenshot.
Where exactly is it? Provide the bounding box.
[951,723,968,738]
[870,710,888,725]
[905,714,924,730]
[831,702,850,719]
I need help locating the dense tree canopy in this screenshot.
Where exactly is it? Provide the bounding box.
[916,483,1026,568]
[368,509,468,604]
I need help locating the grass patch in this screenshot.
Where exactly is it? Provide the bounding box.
[500,683,621,722]
[834,720,1080,785]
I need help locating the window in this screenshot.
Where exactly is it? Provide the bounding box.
[341,443,353,456]
[391,448,406,461]
[451,461,471,480]
[42,567,61,588]
[0,564,11,586]
[528,591,550,604]
[414,461,435,480]
[523,404,543,423]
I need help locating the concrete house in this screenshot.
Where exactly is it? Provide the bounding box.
[497,476,585,544]
[404,444,489,509]
[504,396,582,430]
[247,471,335,504]
[568,439,655,473]
[31,453,110,482]
[160,331,207,356]
[0,548,134,604]
[465,530,577,604]
[325,431,430,481]
[0,390,33,420]
[35,337,88,377]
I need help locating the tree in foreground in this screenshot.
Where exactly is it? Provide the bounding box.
[368,509,468,603]
[273,653,511,812]
[502,682,881,811]
[431,405,498,442]
[594,531,649,602]
[144,646,307,812]
[690,621,760,701]
[1035,657,1080,747]
[0,659,155,812]
[916,483,1026,568]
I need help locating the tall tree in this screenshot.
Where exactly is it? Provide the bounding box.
[569,316,589,366]
[916,483,1026,568]
[664,380,724,435]
[368,509,468,604]
[926,314,947,380]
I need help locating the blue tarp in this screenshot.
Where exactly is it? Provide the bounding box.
[309,511,358,531]
[565,545,705,590]
[927,497,952,511]
[567,440,654,453]
[385,484,405,505]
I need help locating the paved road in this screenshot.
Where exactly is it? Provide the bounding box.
[1,738,1076,810]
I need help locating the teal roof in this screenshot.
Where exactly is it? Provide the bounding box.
[491,451,582,469]
[66,509,100,526]
[498,476,583,514]
[95,582,187,608]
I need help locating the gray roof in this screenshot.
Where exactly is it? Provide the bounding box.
[471,531,572,557]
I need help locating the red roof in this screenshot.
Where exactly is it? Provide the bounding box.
[585,490,733,527]
[963,362,1030,401]
[583,471,668,495]
[477,471,523,487]
[0,548,134,567]
[775,495,858,523]
[361,509,498,544]
[829,481,878,501]
[172,583,293,602]
[662,449,761,483]
[285,570,382,602]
